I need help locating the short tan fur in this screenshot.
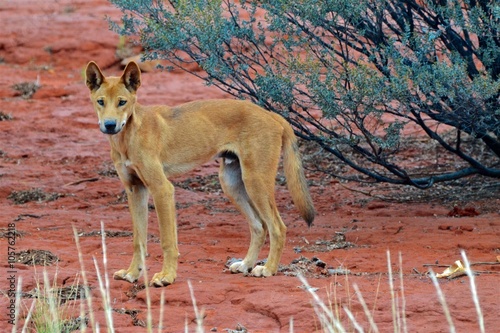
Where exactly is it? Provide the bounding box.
[85,61,315,287]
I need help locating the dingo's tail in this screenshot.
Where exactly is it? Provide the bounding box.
[277,116,315,226]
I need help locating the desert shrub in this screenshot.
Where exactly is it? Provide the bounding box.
[110,0,500,188]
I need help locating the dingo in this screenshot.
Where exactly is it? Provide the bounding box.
[85,61,315,287]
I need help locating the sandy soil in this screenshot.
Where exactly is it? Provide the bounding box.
[0,1,499,332]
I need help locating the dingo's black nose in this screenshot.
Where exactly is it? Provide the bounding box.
[104,120,117,132]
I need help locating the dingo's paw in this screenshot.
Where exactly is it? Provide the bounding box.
[150,271,176,287]
[229,260,252,274]
[251,265,273,277]
[113,268,141,283]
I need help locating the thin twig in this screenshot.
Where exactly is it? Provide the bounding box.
[423,264,456,268]
[424,262,500,267]
[63,177,99,187]
[14,214,46,221]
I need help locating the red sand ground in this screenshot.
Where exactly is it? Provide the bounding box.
[0,1,498,332]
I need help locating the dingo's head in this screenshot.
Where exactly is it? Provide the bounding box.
[85,61,141,135]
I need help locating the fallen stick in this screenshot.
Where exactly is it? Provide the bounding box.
[423,262,500,267]
[63,177,99,187]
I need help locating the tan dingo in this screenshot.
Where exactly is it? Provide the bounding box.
[85,61,315,287]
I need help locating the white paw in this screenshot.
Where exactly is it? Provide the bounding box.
[251,265,273,277]
[150,271,176,288]
[229,260,252,274]
[113,269,141,283]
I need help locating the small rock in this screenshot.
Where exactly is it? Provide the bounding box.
[460,225,474,232]
[328,268,351,275]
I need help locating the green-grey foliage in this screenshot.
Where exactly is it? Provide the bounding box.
[110,0,500,187]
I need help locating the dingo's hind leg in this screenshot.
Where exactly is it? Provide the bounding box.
[239,147,286,278]
[219,154,266,274]
[242,175,286,277]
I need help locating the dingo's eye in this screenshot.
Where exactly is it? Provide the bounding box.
[118,100,127,107]
[97,100,104,106]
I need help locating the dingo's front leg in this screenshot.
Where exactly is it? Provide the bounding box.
[113,181,149,283]
[149,177,178,287]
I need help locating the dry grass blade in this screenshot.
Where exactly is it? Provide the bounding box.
[429,269,456,333]
[298,274,346,333]
[158,291,166,333]
[140,245,153,332]
[188,280,205,333]
[93,221,115,333]
[20,291,35,333]
[352,284,379,333]
[461,251,485,333]
[342,306,364,332]
[386,251,397,333]
[73,225,96,331]
[398,253,407,333]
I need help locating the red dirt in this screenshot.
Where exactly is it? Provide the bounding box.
[1,1,499,332]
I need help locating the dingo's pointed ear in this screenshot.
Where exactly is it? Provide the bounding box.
[85,61,105,92]
[121,61,141,93]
